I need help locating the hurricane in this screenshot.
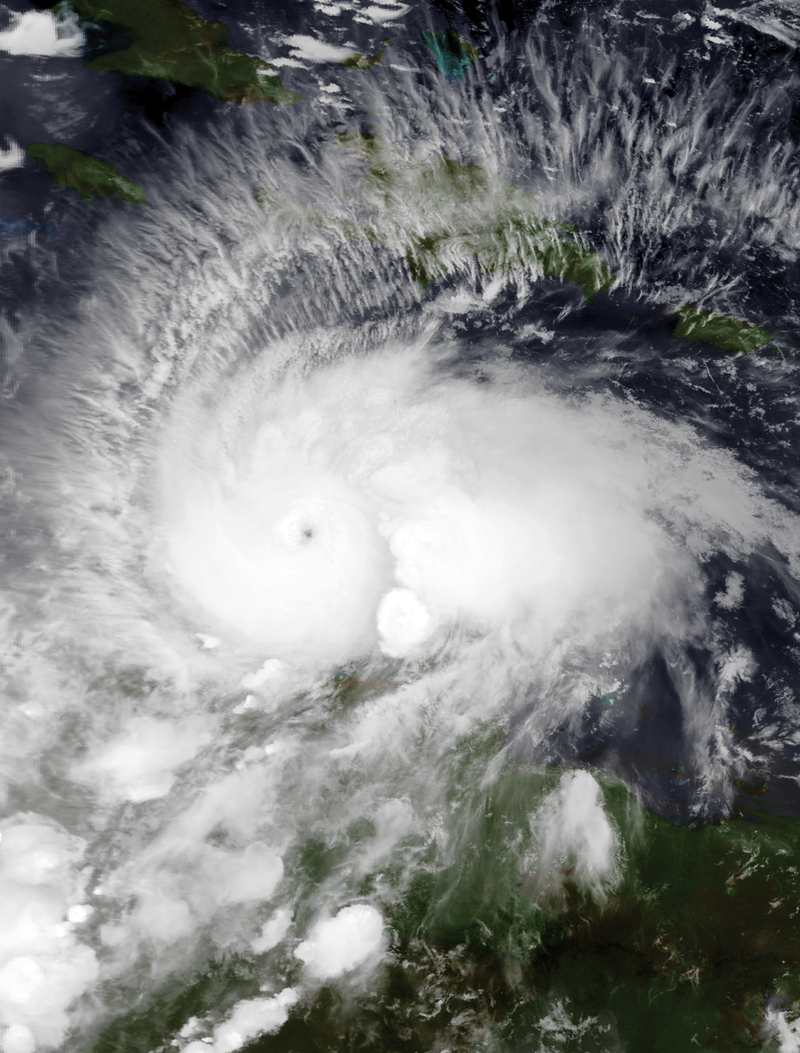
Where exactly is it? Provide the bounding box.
[2,0,800,1050]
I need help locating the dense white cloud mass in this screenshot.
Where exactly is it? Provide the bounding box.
[530,771,618,901]
[285,34,357,62]
[294,904,385,978]
[0,9,84,58]
[183,988,299,1053]
[72,715,215,803]
[5,248,800,1051]
[767,1007,800,1052]
[8,316,791,1044]
[0,819,97,1050]
[158,345,701,668]
[376,587,432,655]
[0,138,24,172]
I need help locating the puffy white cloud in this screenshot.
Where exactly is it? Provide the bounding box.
[360,4,410,22]
[213,989,299,1051]
[294,904,385,979]
[240,659,283,690]
[183,988,299,1053]
[0,139,24,172]
[531,771,618,900]
[251,907,293,954]
[0,818,98,1049]
[285,34,358,62]
[376,587,431,655]
[0,10,84,58]
[72,715,214,803]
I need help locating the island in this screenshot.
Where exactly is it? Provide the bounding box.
[257,131,616,301]
[70,0,299,105]
[26,142,147,203]
[340,48,386,71]
[421,29,478,81]
[673,303,776,353]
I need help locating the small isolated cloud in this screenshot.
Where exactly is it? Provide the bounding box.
[294,904,385,979]
[360,4,410,22]
[0,138,24,171]
[715,571,744,610]
[251,907,293,954]
[0,10,84,58]
[267,56,308,68]
[285,34,357,62]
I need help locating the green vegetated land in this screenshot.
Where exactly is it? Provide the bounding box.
[340,43,388,70]
[69,0,299,105]
[386,759,800,1052]
[256,132,616,300]
[89,738,800,1053]
[26,142,147,203]
[674,303,776,354]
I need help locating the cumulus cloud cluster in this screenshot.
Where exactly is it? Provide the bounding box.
[98,767,287,953]
[294,904,385,979]
[182,988,299,1053]
[528,771,618,902]
[0,818,97,1053]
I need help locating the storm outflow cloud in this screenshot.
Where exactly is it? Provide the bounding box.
[158,341,794,683]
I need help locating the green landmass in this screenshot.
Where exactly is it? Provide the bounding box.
[69,0,299,105]
[26,142,147,203]
[673,303,775,354]
[340,49,385,70]
[256,132,616,300]
[421,28,478,80]
[88,740,800,1053]
[382,750,800,1051]
[83,665,800,1052]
